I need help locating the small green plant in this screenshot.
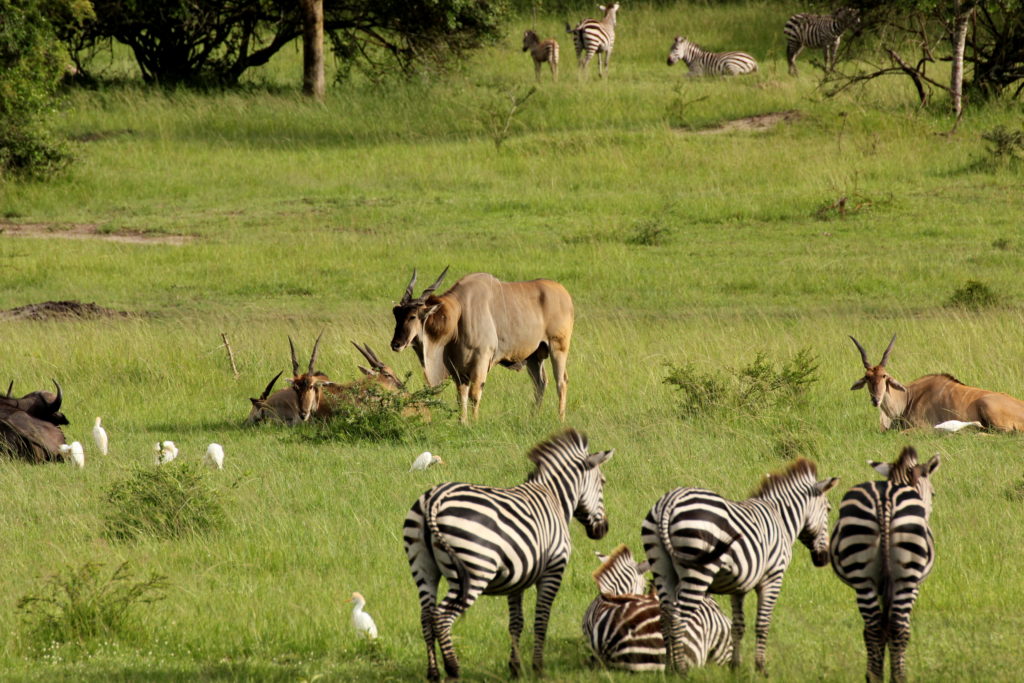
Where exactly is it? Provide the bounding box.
[981,126,1024,165]
[625,218,672,246]
[480,86,537,150]
[104,462,226,541]
[664,90,708,129]
[946,280,1000,310]
[17,561,167,649]
[1005,478,1024,503]
[307,380,449,443]
[992,237,1012,250]
[663,362,729,416]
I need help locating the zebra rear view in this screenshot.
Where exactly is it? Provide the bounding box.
[568,3,619,77]
[784,7,859,76]
[830,446,941,682]
[641,457,838,675]
[403,429,613,680]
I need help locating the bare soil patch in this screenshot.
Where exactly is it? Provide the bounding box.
[684,110,802,134]
[0,300,134,321]
[0,222,192,245]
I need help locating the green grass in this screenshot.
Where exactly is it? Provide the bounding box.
[1,2,1023,680]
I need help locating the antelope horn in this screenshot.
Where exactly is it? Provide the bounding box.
[420,266,449,299]
[849,336,871,369]
[880,333,897,367]
[260,371,283,400]
[351,341,385,371]
[308,329,324,374]
[288,336,300,376]
[401,268,418,305]
[4,380,11,397]
[49,379,63,413]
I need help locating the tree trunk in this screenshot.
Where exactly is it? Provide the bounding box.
[300,0,325,100]
[950,2,974,118]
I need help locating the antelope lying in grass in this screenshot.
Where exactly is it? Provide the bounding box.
[522,30,559,81]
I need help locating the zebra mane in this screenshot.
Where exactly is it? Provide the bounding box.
[752,457,818,497]
[888,446,921,486]
[526,428,589,479]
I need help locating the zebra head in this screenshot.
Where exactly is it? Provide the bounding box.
[575,447,613,539]
[836,6,860,30]
[870,446,942,520]
[667,36,691,66]
[797,471,840,567]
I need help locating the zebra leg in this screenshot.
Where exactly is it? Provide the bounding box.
[531,566,567,675]
[753,578,784,676]
[787,42,802,76]
[888,590,918,683]
[434,591,475,680]
[406,501,442,680]
[418,574,441,681]
[855,588,885,683]
[534,60,542,82]
[730,593,746,669]
[508,591,525,678]
[580,50,594,75]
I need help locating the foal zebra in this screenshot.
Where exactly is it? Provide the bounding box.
[583,545,731,672]
[667,37,758,77]
[831,447,941,683]
[522,30,559,82]
[403,429,613,681]
[784,7,860,76]
[641,458,838,674]
[567,3,619,77]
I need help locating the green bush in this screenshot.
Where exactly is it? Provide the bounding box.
[104,462,226,541]
[306,380,448,444]
[946,280,1000,310]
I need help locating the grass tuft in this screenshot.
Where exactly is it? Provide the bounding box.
[946,280,1000,310]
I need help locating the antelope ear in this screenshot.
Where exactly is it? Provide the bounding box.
[888,377,907,391]
[850,377,867,390]
[421,303,441,320]
[870,460,892,477]
[285,378,295,385]
[315,380,334,387]
[585,448,614,468]
[249,398,260,406]
[815,477,839,494]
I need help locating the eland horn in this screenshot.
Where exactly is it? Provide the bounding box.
[401,269,418,305]
[308,330,325,374]
[849,336,871,369]
[880,333,897,367]
[420,266,449,299]
[288,336,300,377]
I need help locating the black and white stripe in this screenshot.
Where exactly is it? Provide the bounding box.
[568,3,619,77]
[583,545,731,671]
[641,458,838,675]
[830,446,941,683]
[784,7,859,75]
[667,37,758,77]
[403,429,613,681]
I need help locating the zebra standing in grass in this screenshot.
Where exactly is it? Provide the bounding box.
[641,458,839,675]
[567,3,619,77]
[831,447,941,683]
[667,36,758,77]
[583,545,732,672]
[784,7,860,76]
[522,30,560,82]
[403,429,613,681]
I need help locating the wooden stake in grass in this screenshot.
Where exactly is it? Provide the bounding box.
[220,333,239,379]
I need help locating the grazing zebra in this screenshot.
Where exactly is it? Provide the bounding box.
[522,30,559,82]
[567,3,619,77]
[831,446,941,683]
[784,7,860,76]
[666,37,758,77]
[641,457,839,674]
[583,545,731,672]
[403,429,613,681]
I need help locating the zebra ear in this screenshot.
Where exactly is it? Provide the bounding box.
[585,448,614,468]
[923,454,941,476]
[815,477,839,494]
[870,460,892,477]
[594,550,608,562]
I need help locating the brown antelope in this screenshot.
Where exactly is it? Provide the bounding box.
[850,334,1024,432]
[316,341,422,418]
[522,30,559,81]
[390,267,574,423]
[244,334,332,425]
[245,371,300,425]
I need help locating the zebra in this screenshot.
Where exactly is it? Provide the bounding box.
[583,545,731,672]
[567,3,619,77]
[403,429,613,681]
[830,446,941,683]
[666,36,758,77]
[641,457,838,675]
[784,7,860,76]
[522,30,559,82]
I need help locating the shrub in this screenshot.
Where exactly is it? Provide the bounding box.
[625,218,672,246]
[17,561,167,649]
[306,380,448,443]
[663,362,729,416]
[946,280,1000,310]
[981,126,1024,165]
[104,462,226,541]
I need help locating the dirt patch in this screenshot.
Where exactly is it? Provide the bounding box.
[684,110,802,134]
[0,300,134,321]
[0,222,192,245]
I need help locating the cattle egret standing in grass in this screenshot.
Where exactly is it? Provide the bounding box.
[93,417,108,455]
[59,441,85,468]
[410,451,444,471]
[154,440,178,464]
[347,592,378,640]
[204,443,224,470]
[934,419,984,433]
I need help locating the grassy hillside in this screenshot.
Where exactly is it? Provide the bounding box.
[1,2,1023,681]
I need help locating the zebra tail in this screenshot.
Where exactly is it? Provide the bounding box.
[657,491,739,569]
[425,489,473,608]
[879,495,893,643]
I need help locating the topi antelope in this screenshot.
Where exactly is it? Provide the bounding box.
[850,334,1024,432]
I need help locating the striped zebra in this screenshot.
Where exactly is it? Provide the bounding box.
[567,3,619,77]
[522,30,559,82]
[403,429,613,681]
[583,545,731,672]
[830,446,941,683]
[784,7,860,76]
[667,37,758,77]
[641,457,838,674]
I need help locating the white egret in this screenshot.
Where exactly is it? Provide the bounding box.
[60,441,85,468]
[410,451,444,471]
[204,443,225,470]
[154,440,178,464]
[347,592,378,640]
[934,420,984,433]
[92,417,108,455]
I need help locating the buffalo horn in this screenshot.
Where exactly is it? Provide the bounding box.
[49,379,63,413]
[260,371,283,400]
[308,330,324,374]
[4,380,11,398]
[849,336,871,369]
[288,336,300,377]
[880,333,897,367]
[401,269,418,305]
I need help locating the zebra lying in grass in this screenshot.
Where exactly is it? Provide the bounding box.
[830,447,941,683]
[522,30,559,82]
[642,457,838,674]
[583,545,731,672]
[403,429,613,681]
[784,7,860,76]
[667,36,758,77]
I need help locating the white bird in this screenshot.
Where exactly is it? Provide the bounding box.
[934,420,984,433]
[59,441,85,468]
[410,451,444,471]
[347,592,378,640]
[204,443,225,470]
[154,440,179,464]
[93,417,109,455]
